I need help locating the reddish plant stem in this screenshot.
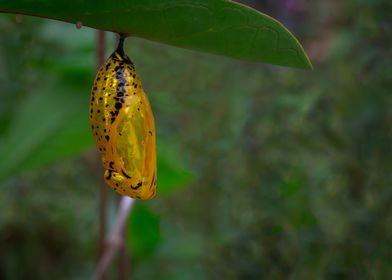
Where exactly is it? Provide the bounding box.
[97,30,106,67]
[15,14,23,23]
[95,32,133,280]
[118,200,129,280]
[115,33,130,280]
[97,30,107,280]
[95,197,135,280]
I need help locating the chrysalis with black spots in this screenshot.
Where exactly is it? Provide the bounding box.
[89,36,156,200]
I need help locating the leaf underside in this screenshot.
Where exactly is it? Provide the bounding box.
[0,0,312,69]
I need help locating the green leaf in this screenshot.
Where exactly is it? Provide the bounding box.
[0,20,98,183]
[0,81,93,182]
[157,144,193,195]
[127,204,161,259]
[0,0,312,69]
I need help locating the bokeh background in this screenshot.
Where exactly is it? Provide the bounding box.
[1,0,391,279]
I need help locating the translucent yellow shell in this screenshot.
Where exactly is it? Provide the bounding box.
[89,38,156,200]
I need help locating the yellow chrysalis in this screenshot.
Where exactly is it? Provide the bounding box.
[89,37,156,200]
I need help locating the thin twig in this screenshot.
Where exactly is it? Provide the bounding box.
[118,199,129,280]
[95,197,135,280]
[97,185,108,262]
[114,33,130,280]
[97,30,106,67]
[96,30,107,280]
[95,32,134,280]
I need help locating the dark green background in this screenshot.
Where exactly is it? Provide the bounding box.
[0,0,391,279]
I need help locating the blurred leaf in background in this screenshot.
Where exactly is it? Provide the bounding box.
[157,143,193,195]
[128,204,161,260]
[0,15,95,181]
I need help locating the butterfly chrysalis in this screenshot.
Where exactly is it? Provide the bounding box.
[89,36,156,200]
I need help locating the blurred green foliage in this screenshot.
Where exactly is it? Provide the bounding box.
[128,204,161,259]
[0,0,392,279]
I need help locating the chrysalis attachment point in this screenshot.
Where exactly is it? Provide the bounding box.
[76,21,83,29]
